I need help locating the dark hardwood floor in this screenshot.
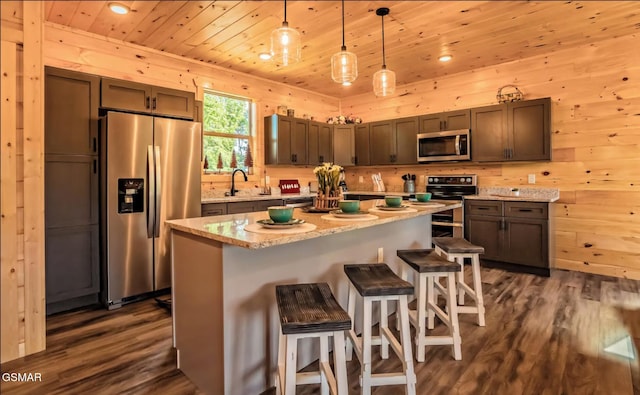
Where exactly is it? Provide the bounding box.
[1,268,638,395]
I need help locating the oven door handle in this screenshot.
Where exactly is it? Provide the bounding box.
[455,135,461,156]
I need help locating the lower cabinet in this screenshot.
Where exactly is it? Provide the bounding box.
[202,199,284,216]
[464,199,549,275]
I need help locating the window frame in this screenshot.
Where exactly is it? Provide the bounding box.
[202,90,254,175]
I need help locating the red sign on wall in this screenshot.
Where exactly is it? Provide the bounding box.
[278,179,300,194]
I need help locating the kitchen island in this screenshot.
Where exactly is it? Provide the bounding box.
[166,199,461,395]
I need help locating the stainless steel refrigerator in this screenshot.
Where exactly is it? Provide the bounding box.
[101,111,201,309]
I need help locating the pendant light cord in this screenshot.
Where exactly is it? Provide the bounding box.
[283,0,287,23]
[341,0,346,50]
[381,13,387,68]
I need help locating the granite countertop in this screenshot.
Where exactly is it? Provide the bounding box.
[201,193,316,204]
[464,186,559,203]
[167,199,460,249]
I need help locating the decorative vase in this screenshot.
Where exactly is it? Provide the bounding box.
[315,187,342,210]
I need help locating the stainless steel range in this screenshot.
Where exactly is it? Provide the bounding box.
[426,175,477,237]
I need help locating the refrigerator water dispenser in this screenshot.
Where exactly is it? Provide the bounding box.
[118,178,144,214]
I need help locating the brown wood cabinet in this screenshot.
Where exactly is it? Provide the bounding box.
[308,121,333,165]
[419,109,470,132]
[465,199,550,275]
[354,123,371,166]
[369,117,419,165]
[45,67,101,314]
[332,124,355,166]
[471,98,551,162]
[202,199,284,216]
[101,77,195,120]
[264,115,308,165]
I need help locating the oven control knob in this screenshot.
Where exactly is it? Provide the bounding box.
[466,177,471,183]
[434,178,439,183]
[428,177,433,183]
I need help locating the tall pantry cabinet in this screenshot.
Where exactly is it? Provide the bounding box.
[45,67,101,314]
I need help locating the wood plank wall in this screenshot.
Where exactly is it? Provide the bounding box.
[0,0,46,363]
[340,33,640,280]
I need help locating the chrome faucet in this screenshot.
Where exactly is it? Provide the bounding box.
[230,169,248,196]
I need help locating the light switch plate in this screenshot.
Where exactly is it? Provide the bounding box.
[528,174,536,184]
[358,176,364,183]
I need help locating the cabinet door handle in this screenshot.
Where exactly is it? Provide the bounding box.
[152,97,157,110]
[499,218,505,230]
[477,207,490,211]
[93,159,97,174]
[443,120,447,130]
[93,137,97,153]
[518,209,533,212]
[319,155,324,163]
[146,96,151,109]
[351,156,356,164]
[510,148,514,159]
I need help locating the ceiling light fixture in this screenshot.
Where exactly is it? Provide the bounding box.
[270,0,301,66]
[259,52,272,61]
[373,7,395,97]
[439,55,452,62]
[331,0,358,86]
[108,3,130,15]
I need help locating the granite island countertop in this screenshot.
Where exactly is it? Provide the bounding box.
[168,199,460,249]
[464,186,559,203]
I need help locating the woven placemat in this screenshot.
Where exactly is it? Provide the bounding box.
[244,223,317,234]
[320,214,379,222]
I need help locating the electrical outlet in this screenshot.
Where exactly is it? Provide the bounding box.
[528,174,536,184]
[419,175,426,185]
[359,176,364,183]
[377,247,384,263]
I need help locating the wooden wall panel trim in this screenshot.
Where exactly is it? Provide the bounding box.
[22,0,46,355]
[0,40,20,364]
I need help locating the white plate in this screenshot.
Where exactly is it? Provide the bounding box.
[375,205,410,211]
[407,200,445,207]
[256,218,305,229]
[329,210,372,218]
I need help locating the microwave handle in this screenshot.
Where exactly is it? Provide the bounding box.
[455,135,461,155]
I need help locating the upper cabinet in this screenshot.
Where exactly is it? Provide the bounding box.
[264,115,308,165]
[308,121,334,165]
[370,117,419,165]
[354,123,371,166]
[101,78,195,120]
[419,109,470,133]
[333,124,355,166]
[471,98,551,162]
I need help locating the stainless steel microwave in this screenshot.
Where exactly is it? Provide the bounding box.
[417,129,470,162]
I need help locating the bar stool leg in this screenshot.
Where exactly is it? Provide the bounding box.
[320,335,329,395]
[471,254,486,326]
[346,284,357,361]
[426,274,435,330]
[455,256,467,305]
[277,329,286,395]
[380,299,389,359]
[415,273,428,363]
[333,331,349,395]
[398,294,417,395]
[284,335,298,395]
[361,298,373,395]
[446,273,463,360]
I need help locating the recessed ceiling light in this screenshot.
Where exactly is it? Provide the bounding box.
[259,52,272,61]
[342,81,352,87]
[439,55,452,62]
[109,3,130,15]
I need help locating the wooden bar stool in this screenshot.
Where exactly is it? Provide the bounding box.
[275,283,351,395]
[344,263,416,395]
[397,249,462,361]
[432,237,486,326]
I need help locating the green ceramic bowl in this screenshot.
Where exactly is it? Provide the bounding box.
[339,200,360,213]
[384,196,403,208]
[415,192,432,202]
[268,206,294,223]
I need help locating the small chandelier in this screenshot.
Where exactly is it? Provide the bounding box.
[270,0,301,66]
[331,0,358,86]
[373,7,396,97]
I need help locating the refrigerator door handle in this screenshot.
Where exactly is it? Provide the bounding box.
[147,146,155,238]
[154,145,162,238]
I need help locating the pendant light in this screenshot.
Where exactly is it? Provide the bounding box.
[270,0,301,66]
[373,7,396,97]
[331,0,358,86]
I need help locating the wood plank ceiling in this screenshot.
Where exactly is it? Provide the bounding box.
[44,1,640,98]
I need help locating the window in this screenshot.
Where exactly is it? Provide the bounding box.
[202,91,253,174]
